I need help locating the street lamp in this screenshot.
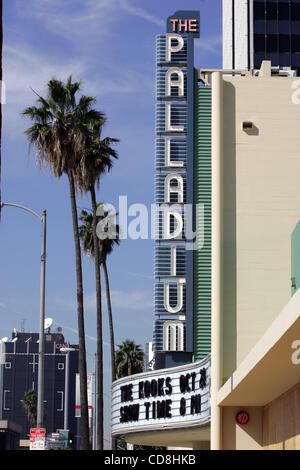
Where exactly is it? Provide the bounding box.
[60,347,76,430]
[0,202,47,429]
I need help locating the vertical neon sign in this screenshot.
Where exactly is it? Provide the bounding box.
[153,11,200,368]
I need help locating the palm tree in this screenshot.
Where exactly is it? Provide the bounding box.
[79,205,120,379]
[22,390,38,427]
[77,128,118,450]
[79,204,120,450]
[22,76,102,450]
[115,340,144,379]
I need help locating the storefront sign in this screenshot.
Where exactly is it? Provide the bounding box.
[112,356,210,435]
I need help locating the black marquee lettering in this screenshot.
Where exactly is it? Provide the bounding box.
[166,400,172,418]
[158,378,165,396]
[180,397,186,416]
[165,377,172,395]
[190,394,201,415]
[144,380,151,398]
[138,381,144,399]
[199,368,207,390]
[150,379,158,397]
[144,402,151,420]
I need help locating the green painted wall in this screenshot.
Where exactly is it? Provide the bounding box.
[291,220,300,296]
[193,83,212,361]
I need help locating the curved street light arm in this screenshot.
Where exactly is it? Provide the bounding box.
[0,202,43,222]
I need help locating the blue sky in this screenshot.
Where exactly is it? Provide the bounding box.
[0,0,222,446]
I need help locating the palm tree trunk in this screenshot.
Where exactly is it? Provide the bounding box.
[68,171,90,450]
[103,261,116,383]
[102,260,117,450]
[90,185,103,450]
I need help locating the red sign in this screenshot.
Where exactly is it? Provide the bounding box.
[30,428,46,450]
[169,18,198,33]
[236,411,249,425]
[30,428,46,436]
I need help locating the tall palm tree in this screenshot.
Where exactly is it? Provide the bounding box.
[79,204,120,450]
[115,340,144,379]
[79,205,120,381]
[77,128,118,450]
[23,76,102,450]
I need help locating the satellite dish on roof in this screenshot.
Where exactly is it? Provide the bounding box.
[1,337,8,343]
[44,318,53,330]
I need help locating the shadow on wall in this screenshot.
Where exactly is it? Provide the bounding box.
[222,80,237,382]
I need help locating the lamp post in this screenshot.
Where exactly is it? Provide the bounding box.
[60,347,75,430]
[0,202,47,428]
[87,351,96,450]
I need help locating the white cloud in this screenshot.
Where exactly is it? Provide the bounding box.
[54,323,111,347]
[121,0,164,27]
[4,44,87,104]
[52,288,152,313]
[195,35,222,54]
[16,0,163,44]
[2,40,153,139]
[84,289,152,311]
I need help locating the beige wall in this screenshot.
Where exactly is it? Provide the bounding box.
[263,383,300,450]
[221,384,300,450]
[222,72,300,379]
[222,407,263,450]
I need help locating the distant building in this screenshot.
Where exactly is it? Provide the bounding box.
[0,329,79,449]
[223,0,300,75]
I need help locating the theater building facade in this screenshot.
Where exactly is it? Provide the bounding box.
[112,10,212,450]
[112,9,300,451]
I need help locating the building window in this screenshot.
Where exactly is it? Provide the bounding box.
[58,363,64,370]
[254,34,266,52]
[291,34,300,52]
[278,2,290,21]
[4,362,11,369]
[254,2,266,21]
[163,321,184,352]
[291,2,300,21]
[267,34,278,52]
[57,391,64,411]
[279,34,291,53]
[266,2,278,21]
[3,390,11,411]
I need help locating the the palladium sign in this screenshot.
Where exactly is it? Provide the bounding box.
[153,11,200,358]
[111,357,210,435]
